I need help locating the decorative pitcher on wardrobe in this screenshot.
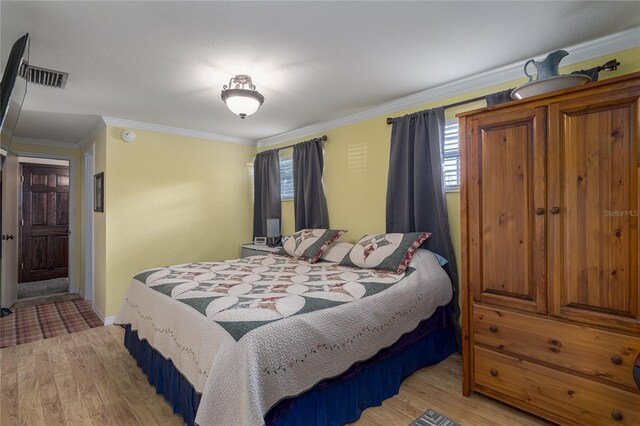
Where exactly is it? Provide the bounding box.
[524,49,569,82]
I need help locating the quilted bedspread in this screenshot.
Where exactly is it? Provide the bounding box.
[115,250,452,426]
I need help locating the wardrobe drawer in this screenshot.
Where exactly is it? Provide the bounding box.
[474,305,640,391]
[474,346,640,425]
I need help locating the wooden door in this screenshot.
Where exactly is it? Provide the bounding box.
[467,107,547,314]
[549,94,640,334]
[19,163,69,283]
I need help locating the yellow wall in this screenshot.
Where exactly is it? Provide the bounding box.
[261,46,640,282]
[100,127,255,316]
[8,141,84,293]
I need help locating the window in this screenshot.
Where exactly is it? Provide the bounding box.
[280,157,294,200]
[443,121,460,191]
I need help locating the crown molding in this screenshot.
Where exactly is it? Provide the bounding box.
[11,136,79,149]
[16,156,69,166]
[257,27,640,147]
[101,116,256,146]
[77,117,107,149]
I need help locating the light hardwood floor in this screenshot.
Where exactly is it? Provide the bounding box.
[0,325,552,426]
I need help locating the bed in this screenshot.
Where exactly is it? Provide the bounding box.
[115,249,455,426]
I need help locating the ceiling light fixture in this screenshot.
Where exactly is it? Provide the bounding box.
[221,74,264,119]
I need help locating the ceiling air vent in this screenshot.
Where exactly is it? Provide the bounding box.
[19,62,68,89]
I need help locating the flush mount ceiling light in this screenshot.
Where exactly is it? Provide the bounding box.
[221,74,265,119]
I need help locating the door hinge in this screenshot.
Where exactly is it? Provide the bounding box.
[21,175,24,183]
[20,262,24,270]
[21,219,24,226]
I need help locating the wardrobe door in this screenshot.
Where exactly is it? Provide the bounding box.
[468,107,547,314]
[549,95,640,334]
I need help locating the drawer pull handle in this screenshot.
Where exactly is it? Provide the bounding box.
[550,206,561,214]
[611,411,623,421]
[490,369,498,377]
[535,208,545,215]
[489,325,498,333]
[611,355,623,365]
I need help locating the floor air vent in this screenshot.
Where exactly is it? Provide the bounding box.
[20,62,68,89]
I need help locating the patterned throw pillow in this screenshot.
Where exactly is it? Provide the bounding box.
[281,229,347,264]
[340,232,430,274]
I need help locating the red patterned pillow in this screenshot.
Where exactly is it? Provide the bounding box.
[340,232,430,274]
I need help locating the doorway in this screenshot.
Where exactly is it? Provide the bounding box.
[17,159,70,299]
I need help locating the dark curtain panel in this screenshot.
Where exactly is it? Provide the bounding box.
[571,67,600,81]
[485,89,514,106]
[293,139,329,230]
[386,107,461,349]
[253,150,281,238]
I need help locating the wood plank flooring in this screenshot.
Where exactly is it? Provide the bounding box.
[0,325,552,426]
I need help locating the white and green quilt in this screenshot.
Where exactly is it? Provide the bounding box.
[115,250,452,426]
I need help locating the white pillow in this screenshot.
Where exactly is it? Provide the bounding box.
[320,242,354,263]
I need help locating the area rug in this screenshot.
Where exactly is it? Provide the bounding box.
[410,409,461,426]
[0,296,102,348]
[18,277,69,299]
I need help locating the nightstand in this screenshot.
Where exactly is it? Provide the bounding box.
[240,244,281,258]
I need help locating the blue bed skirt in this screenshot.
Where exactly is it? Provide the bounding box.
[123,305,456,426]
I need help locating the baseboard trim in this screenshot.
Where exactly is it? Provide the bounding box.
[92,305,114,326]
[93,305,104,322]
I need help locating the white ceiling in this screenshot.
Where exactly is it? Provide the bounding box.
[2,1,639,145]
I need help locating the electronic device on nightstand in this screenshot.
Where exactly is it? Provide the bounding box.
[266,218,281,247]
[253,237,267,246]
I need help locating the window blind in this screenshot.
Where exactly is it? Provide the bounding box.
[443,121,460,191]
[280,157,294,200]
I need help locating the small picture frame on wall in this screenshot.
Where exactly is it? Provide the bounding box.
[94,172,104,212]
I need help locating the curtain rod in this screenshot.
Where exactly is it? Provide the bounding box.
[385,95,486,125]
[276,134,328,151]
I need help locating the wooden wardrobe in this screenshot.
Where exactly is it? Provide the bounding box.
[459,72,640,425]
